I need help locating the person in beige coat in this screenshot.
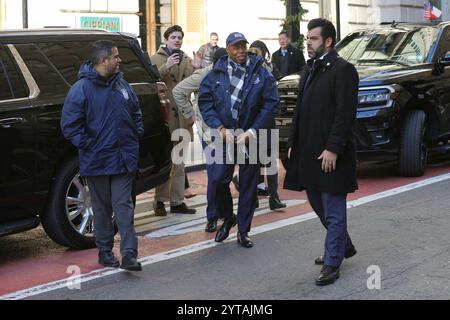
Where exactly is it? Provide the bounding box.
[172,48,227,233]
[150,25,200,216]
[172,48,228,145]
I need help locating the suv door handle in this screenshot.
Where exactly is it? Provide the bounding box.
[0,117,27,128]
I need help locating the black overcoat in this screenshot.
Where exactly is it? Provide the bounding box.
[283,49,359,194]
[271,44,306,78]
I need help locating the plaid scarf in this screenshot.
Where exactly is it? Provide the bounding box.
[227,58,249,120]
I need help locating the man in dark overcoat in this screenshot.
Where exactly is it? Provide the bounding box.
[271,31,306,79]
[284,18,358,286]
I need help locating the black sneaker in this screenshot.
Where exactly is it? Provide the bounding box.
[120,255,142,271]
[98,250,120,268]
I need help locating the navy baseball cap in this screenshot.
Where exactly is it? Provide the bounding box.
[226,32,249,47]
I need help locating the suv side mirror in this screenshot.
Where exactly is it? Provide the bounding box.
[434,51,450,75]
[441,51,450,66]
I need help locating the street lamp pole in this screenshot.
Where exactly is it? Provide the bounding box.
[336,0,341,41]
[286,0,300,42]
[22,0,28,28]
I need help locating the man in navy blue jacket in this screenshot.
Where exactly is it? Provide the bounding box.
[198,32,279,248]
[61,40,143,271]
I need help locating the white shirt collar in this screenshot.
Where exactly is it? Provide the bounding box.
[318,50,331,60]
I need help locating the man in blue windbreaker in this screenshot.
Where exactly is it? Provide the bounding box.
[198,32,279,248]
[61,40,143,271]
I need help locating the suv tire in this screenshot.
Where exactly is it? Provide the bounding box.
[399,110,427,177]
[42,157,97,249]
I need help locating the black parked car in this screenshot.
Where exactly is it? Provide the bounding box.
[0,29,172,248]
[277,22,450,176]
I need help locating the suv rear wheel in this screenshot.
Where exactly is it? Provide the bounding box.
[42,157,97,249]
[399,110,427,177]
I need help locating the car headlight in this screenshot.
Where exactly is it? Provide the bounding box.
[358,86,399,110]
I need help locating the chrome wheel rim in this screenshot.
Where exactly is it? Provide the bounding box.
[65,174,95,237]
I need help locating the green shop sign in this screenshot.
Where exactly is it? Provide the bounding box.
[81,17,120,32]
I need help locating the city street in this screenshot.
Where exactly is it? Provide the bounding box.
[3,0,450,306]
[1,158,450,300]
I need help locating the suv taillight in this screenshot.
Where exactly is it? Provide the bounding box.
[156,81,170,121]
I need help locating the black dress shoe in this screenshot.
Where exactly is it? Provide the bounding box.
[314,246,357,265]
[215,214,237,242]
[315,265,340,286]
[120,255,142,271]
[171,202,196,214]
[237,231,253,248]
[205,218,218,233]
[153,201,167,216]
[269,194,287,210]
[98,250,120,268]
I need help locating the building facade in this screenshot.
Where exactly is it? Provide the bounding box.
[0,0,140,35]
[1,0,450,56]
[338,0,448,38]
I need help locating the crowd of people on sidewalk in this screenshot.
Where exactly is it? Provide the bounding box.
[60,18,358,286]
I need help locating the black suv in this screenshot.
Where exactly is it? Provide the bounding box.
[277,22,450,176]
[0,29,172,248]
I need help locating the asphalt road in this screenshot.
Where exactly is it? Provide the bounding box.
[28,177,450,300]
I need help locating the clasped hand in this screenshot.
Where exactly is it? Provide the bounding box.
[219,129,252,145]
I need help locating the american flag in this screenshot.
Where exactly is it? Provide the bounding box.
[424,2,442,21]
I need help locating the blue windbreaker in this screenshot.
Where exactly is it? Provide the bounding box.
[198,54,279,132]
[61,63,144,176]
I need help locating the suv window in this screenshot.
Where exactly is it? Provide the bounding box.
[0,45,29,101]
[38,41,88,85]
[116,44,153,84]
[14,43,70,94]
[436,26,450,58]
[337,27,439,65]
[395,28,438,64]
[38,40,153,85]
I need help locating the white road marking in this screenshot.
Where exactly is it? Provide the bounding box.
[2,172,450,300]
[145,199,306,238]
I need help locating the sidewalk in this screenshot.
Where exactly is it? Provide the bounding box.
[134,163,299,237]
[135,123,292,236]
